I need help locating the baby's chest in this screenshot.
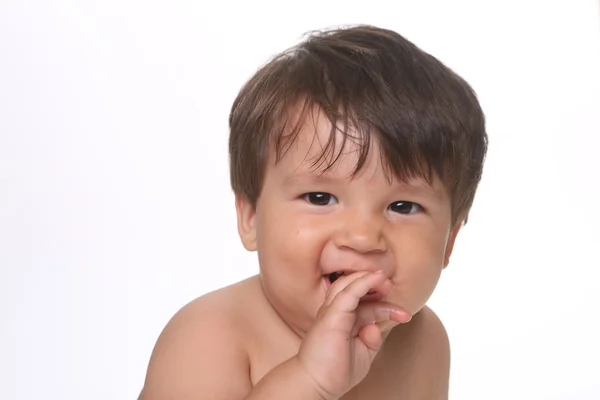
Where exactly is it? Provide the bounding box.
[249,347,415,399]
[340,371,403,400]
[248,340,298,386]
[340,345,419,399]
[341,385,397,400]
[248,335,412,398]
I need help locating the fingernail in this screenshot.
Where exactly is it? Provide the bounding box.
[391,309,412,323]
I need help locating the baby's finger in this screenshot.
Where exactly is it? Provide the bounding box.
[323,271,370,307]
[352,302,411,337]
[358,323,383,351]
[328,271,390,313]
[351,301,411,337]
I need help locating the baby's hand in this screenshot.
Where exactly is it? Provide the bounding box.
[296,271,412,400]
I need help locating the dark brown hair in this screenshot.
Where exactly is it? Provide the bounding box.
[229,25,488,226]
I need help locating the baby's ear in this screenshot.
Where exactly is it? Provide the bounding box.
[235,194,257,251]
[443,222,462,269]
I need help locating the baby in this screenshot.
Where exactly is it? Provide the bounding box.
[140,24,487,399]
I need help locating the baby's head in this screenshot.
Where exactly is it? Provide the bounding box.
[228,25,487,332]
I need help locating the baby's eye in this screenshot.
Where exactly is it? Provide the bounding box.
[302,192,338,206]
[388,201,422,214]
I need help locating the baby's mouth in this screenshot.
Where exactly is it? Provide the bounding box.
[327,271,377,295]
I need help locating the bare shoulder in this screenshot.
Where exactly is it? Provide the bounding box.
[139,278,258,400]
[370,306,450,399]
[393,305,450,358]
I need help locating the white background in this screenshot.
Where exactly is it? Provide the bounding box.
[1,1,599,399]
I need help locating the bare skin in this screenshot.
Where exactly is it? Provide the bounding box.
[141,111,457,399]
[139,275,450,400]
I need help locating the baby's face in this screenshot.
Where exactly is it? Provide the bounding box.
[237,113,459,334]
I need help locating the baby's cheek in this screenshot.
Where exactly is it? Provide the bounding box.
[260,222,327,273]
[391,262,443,311]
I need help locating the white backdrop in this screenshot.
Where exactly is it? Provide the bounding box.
[1,1,599,399]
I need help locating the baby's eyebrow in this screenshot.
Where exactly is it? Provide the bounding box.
[283,172,339,186]
[395,182,445,202]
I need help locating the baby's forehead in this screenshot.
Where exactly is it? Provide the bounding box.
[274,112,374,168]
[277,136,442,196]
[266,105,447,194]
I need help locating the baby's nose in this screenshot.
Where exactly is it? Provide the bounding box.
[332,212,387,254]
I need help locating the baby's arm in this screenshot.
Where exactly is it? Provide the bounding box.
[138,300,252,400]
[140,271,411,400]
[138,299,323,400]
